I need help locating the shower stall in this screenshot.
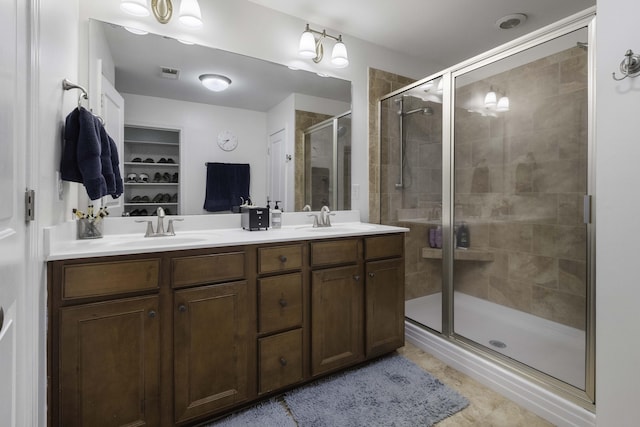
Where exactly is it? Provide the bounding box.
[303,112,351,210]
[379,18,594,409]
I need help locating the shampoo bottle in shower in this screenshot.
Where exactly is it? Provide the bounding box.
[435,226,443,249]
[457,222,470,248]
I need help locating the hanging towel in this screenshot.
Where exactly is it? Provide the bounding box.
[203,162,250,212]
[60,107,124,200]
[61,107,107,200]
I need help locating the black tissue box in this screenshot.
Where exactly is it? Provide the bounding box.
[241,206,269,231]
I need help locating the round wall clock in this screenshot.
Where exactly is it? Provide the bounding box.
[217,130,238,151]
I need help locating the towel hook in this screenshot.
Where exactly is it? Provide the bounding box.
[62,78,89,109]
[612,50,640,81]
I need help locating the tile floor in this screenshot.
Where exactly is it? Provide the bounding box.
[398,342,555,426]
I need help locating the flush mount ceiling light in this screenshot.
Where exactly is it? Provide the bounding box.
[495,13,527,30]
[199,74,232,92]
[120,0,203,28]
[299,24,349,68]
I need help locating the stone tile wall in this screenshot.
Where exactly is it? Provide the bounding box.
[295,110,332,211]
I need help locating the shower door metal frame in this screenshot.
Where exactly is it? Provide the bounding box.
[378,7,596,411]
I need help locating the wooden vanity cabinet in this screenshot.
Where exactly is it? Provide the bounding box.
[256,243,306,395]
[48,256,162,427]
[310,238,365,376]
[48,232,405,426]
[170,249,254,425]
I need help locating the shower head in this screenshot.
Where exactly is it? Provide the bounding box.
[577,42,588,50]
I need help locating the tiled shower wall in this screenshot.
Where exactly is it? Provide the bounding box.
[378,47,588,330]
[295,110,332,211]
[453,46,588,330]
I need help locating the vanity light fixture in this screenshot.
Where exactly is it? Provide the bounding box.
[199,74,232,92]
[496,95,510,112]
[484,89,497,107]
[120,0,203,28]
[299,24,349,68]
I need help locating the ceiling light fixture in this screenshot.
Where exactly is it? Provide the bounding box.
[120,0,203,28]
[199,74,232,92]
[495,13,527,30]
[299,24,349,68]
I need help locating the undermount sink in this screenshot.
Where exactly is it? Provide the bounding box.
[296,223,378,233]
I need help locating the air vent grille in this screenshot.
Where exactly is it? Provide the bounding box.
[160,67,180,79]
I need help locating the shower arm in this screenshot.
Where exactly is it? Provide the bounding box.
[395,98,404,189]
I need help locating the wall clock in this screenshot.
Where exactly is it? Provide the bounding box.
[217,130,238,151]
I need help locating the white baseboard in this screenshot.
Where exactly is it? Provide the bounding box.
[405,321,595,427]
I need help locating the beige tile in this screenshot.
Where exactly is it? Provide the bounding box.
[508,252,558,288]
[397,342,553,427]
[531,286,586,329]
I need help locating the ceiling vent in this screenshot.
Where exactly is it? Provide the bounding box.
[160,67,180,79]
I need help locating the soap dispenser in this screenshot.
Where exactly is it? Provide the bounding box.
[271,200,282,229]
[457,222,470,248]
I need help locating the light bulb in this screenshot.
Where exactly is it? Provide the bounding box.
[331,39,349,68]
[120,0,149,17]
[299,29,317,58]
[179,0,203,28]
[496,96,510,112]
[484,90,497,107]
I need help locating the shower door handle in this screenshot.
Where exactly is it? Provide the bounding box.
[583,195,592,224]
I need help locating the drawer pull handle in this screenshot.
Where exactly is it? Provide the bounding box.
[353,275,360,281]
[279,298,288,308]
[178,304,187,313]
[279,255,288,263]
[148,310,157,318]
[368,272,375,278]
[279,357,287,367]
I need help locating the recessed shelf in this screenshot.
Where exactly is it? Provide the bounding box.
[124,162,180,167]
[124,139,179,147]
[421,247,494,262]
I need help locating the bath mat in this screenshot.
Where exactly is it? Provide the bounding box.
[206,399,296,427]
[284,353,469,427]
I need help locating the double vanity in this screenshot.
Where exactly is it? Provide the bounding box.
[46,211,407,426]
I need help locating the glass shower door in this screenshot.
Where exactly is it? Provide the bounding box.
[380,77,444,333]
[452,28,590,389]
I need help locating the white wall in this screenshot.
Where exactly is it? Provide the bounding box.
[123,93,268,213]
[595,0,640,425]
[78,0,435,221]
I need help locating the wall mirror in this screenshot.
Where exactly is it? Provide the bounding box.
[89,19,351,215]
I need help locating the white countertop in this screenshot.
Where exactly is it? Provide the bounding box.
[45,210,408,261]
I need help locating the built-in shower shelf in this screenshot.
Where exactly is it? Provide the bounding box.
[421,247,495,262]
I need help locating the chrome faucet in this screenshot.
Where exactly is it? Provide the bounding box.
[317,205,335,227]
[136,207,183,237]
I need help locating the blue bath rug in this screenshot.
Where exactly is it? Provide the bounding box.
[284,353,469,427]
[206,398,296,427]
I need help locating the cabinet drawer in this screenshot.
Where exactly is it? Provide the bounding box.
[258,244,303,274]
[62,259,160,300]
[172,252,245,288]
[258,329,303,394]
[310,239,359,267]
[258,273,303,334]
[365,234,404,260]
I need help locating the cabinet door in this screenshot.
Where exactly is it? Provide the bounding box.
[366,258,405,357]
[174,281,249,423]
[59,296,160,427]
[311,265,364,376]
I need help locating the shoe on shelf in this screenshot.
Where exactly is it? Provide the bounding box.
[127,173,137,183]
[143,158,155,163]
[166,158,175,164]
[152,193,164,203]
[138,173,149,183]
[131,157,142,162]
[130,209,140,216]
[170,193,178,203]
[162,172,171,182]
[139,195,150,203]
[158,158,167,163]
[139,208,148,216]
[172,172,179,183]
[153,172,162,183]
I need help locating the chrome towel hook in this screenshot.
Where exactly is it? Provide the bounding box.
[612,50,640,81]
[62,78,89,108]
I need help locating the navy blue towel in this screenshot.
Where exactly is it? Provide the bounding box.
[60,107,123,200]
[203,163,250,212]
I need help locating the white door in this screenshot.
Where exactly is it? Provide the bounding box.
[100,76,125,216]
[0,0,27,425]
[268,129,285,209]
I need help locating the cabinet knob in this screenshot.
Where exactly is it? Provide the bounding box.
[178,304,187,313]
[148,310,157,318]
[279,298,288,308]
[279,255,287,263]
[279,357,287,367]
[368,272,375,278]
[353,275,360,281]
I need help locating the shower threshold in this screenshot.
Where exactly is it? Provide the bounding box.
[405,292,585,389]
